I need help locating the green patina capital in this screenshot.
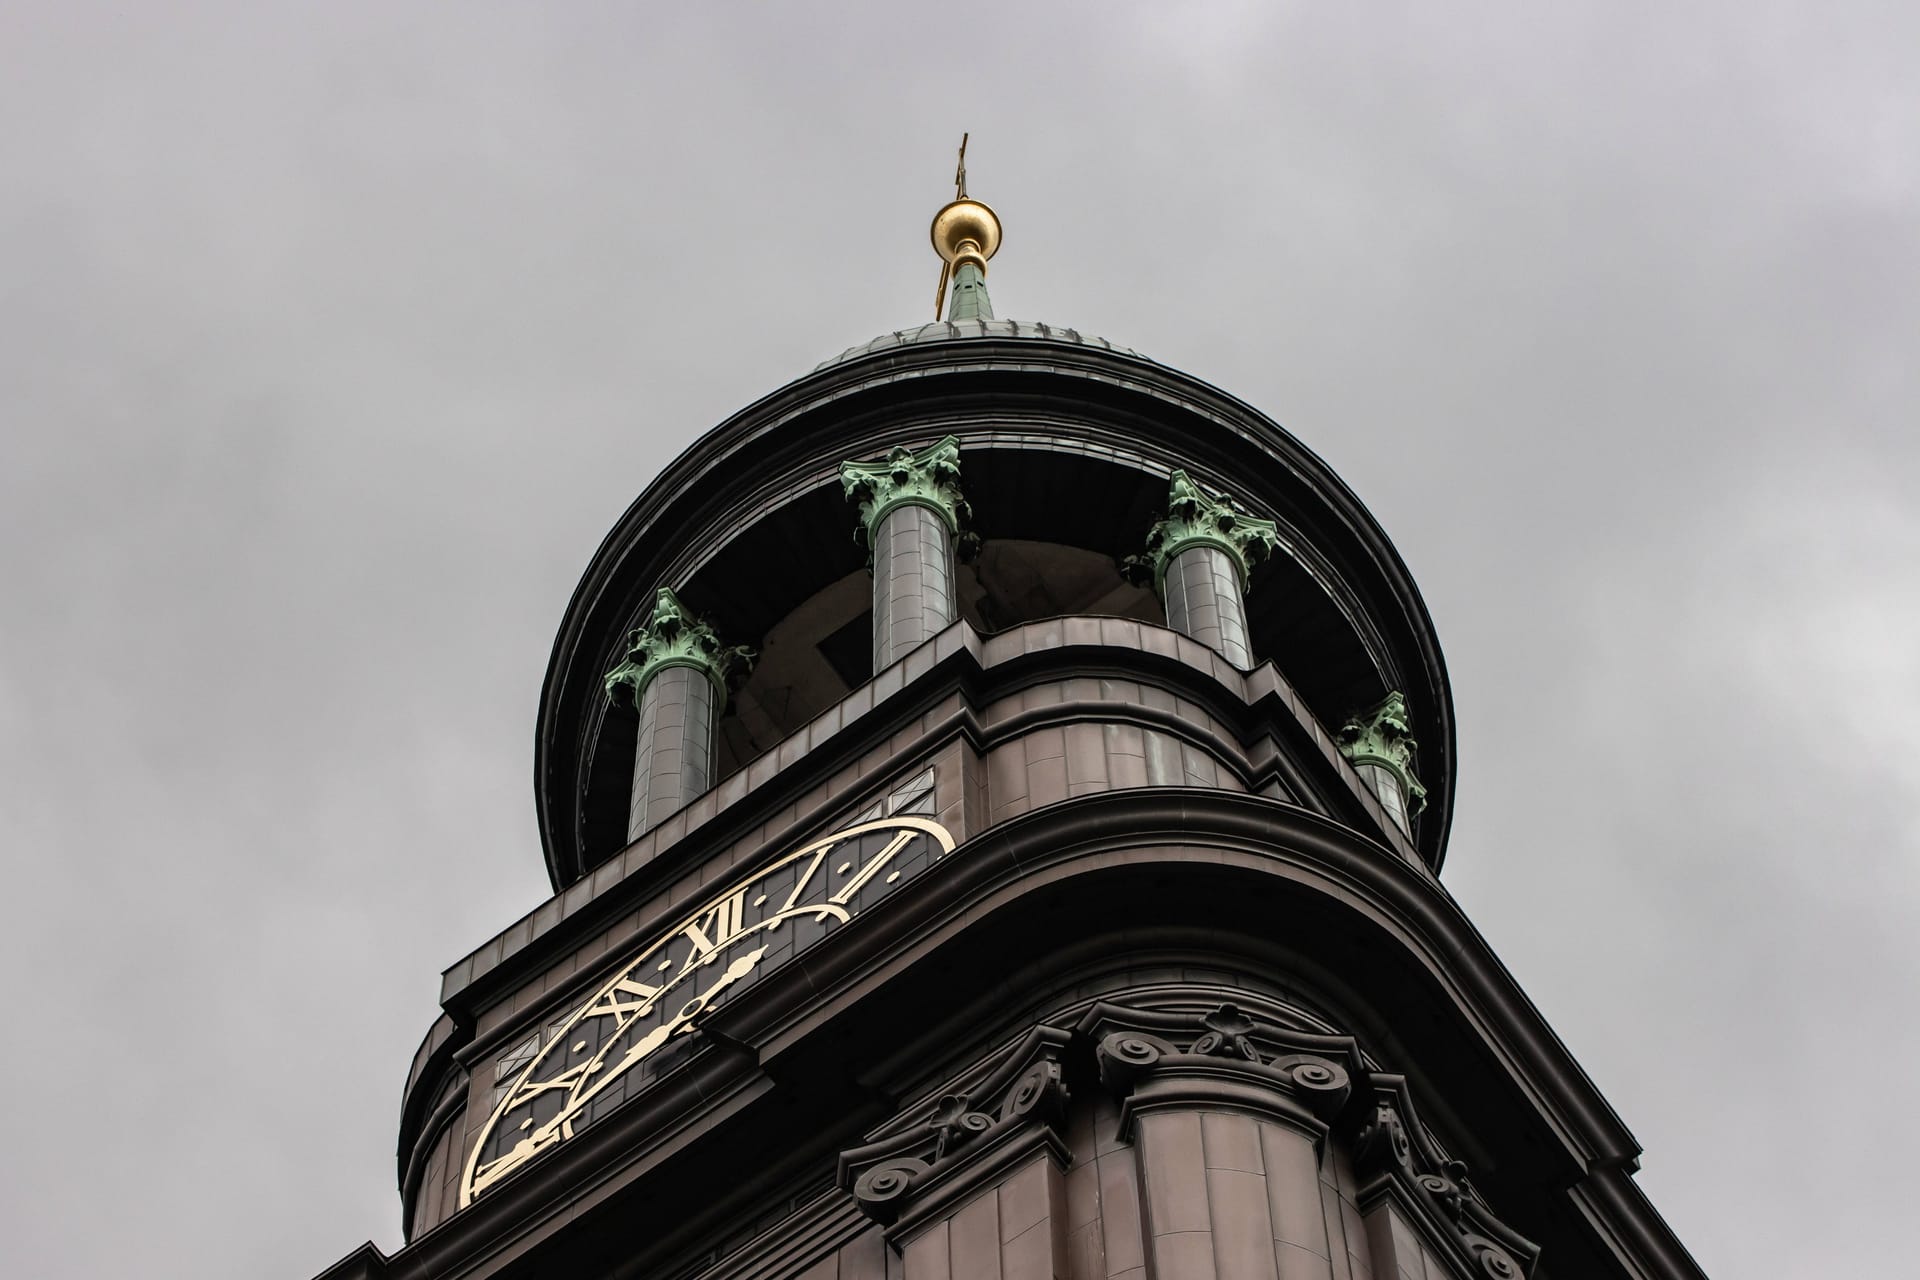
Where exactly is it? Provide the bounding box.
[604,587,754,705]
[1337,691,1428,817]
[839,436,969,548]
[1138,469,1282,591]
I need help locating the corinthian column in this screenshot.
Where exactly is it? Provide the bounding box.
[840,436,968,673]
[1337,691,1427,836]
[1142,470,1281,669]
[604,587,752,843]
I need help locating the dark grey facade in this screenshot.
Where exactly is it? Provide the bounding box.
[314,283,1704,1277]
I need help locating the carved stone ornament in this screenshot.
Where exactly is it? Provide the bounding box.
[837,1000,1543,1276]
[837,1026,1071,1229]
[1353,1075,1542,1279]
[1081,1000,1359,1140]
[602,586,755,704]
[1132,469,1283,592]
[839,436,971,548]
[1337,690,1428,817]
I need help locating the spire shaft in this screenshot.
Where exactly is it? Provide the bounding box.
[945,260,994,321]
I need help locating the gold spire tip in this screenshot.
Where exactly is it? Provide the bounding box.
[930,133,1001,319]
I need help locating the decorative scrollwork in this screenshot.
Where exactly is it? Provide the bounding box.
[1418,1173,1461,1216]
[1102,1032,1169,1069]
[1086,1003,1356,1128]
[1272,1054,1349,1098]
[1095,1029,1177,1096]
[1466,1236,1523,1279]
[838,1026,1073,1227]
[1354,1096,1415,1177]
[928,1094,994,1160]
[1350,1081,1539,1278]
[1419,1159,1476,1224]
[851,1156,930,1216]
[1002,1061,1064,1122]
[1190,1003,1261,1060]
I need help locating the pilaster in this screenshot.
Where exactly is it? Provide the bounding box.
[839,1027,1074,1278]
[1351,1078,1541,1279]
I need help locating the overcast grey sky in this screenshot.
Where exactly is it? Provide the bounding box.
[1,3,1914,1276]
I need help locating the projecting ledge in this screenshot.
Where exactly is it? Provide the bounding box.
[440,617,1419,1014]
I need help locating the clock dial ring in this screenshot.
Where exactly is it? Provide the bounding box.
[460,814,954,1206]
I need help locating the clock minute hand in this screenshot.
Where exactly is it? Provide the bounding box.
[555,945,772,1134]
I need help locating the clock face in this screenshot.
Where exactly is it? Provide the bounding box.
[460,814,955,1207]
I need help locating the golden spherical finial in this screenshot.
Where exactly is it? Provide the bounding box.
[930,197,1002,273]
[929,135,1001,320]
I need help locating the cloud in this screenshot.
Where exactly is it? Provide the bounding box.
[1,3,1914,1276]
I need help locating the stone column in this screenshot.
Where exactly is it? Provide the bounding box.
[1087,1003,1356,1280]
[1336,692,1426,836]
[603,587,752,843]
[1142,470,1281,670]
[841,437,968,673]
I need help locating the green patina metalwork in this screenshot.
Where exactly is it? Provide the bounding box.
[839,435,970,547]
[945,260,995,322]
[604,587,754,704]
[1337,691,1428,817]
[1137,469,1282,591]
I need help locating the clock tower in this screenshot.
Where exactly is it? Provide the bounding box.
[315,162,1705,1279]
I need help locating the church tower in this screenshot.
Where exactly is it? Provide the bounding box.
[317,151,1705,1280]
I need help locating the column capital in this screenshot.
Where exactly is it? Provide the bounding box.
[1337,691,1428,817]
[603,587,753,704]
[1139,469,1281,591]
[838,1025,1072,1231]
[839,436,969,547]
[1081,1000,1357,1141]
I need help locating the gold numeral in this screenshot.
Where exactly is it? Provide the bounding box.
[682,890,746,962]
[829,831,915,906]
[585,975,662,1020]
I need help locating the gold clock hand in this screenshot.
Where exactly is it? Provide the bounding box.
[553,945,771,1130]
[631,944,768,1057]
